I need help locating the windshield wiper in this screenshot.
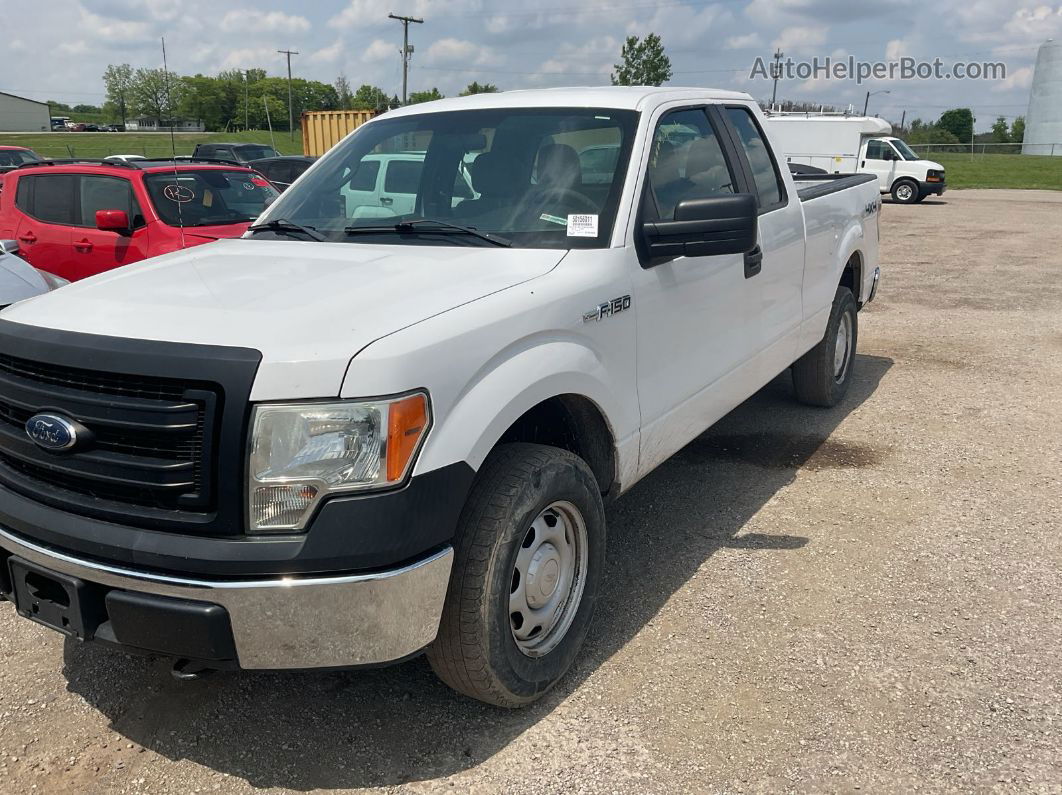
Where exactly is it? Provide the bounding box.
[246,218,325,242]
[344,219,511,248]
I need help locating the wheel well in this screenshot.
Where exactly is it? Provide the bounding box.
[497,395,616,495]
[840,252,862,304]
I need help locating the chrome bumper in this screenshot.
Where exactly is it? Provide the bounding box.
[0,527,453,669]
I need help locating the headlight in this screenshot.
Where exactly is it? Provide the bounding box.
[248,392,430,532]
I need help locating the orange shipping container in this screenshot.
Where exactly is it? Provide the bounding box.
[301,109,377,156]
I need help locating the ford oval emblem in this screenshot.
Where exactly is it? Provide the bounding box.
[25,414,79,451]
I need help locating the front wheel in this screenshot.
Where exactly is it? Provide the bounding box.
[792,286,858,407]
[891,179,919,204]
[427,443,606,707]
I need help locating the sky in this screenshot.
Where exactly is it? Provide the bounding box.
[2,0,1059,131]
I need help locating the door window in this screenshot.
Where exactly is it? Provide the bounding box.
[646,108,735,220]
[79,176,143,227]
[724,107,785,210]
[21,175,77,225]
[384,159,424,194]
[348,160,379,192]
[865,140,887,160]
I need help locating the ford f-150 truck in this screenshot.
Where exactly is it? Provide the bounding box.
[0,87,880,707]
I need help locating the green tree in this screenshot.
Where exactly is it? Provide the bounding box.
[611,33,672,86]
[47,100,72,113]
[990,116,1010,143]
[460,81,499,96]
[72,104,101,114]
[408,87,444,104]
[906,124,960,146]
[1010,116,1025,143]
[334,74,354,109]
[937,108,974,144]
[102,64,134,126]
[353,84,389,110]
[130,67,184,122]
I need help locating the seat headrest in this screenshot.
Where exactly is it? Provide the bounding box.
[468,152,520,197]
[686,138,727,179]
[536,143,581,189]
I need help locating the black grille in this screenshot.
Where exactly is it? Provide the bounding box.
[0,351,218,518]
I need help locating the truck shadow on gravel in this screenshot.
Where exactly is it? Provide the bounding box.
[61,354,892,790]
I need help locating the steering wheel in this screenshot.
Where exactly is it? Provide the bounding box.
[519,185,599,222]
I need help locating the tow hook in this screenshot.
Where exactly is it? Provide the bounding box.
[171,659,216,681]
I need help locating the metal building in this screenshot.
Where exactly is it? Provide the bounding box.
[0,91,50,132]
[1023,39,1062,156]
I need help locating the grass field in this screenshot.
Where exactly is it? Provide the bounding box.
[0,130,303,159]
[928,152,1062,190]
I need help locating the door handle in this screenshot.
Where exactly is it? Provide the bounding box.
[18,233,36,244]
[379,196,393,205]
[744,245,763,279]
[74,239,93,252]
[861,160,866,168]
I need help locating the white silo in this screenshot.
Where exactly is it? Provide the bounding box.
[1023,39,1062,156]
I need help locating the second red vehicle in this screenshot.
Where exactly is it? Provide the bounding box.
[0,159,279,281]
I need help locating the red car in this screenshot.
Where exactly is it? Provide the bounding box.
[0,159,279,282]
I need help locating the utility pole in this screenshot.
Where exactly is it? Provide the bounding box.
[244,70,250,131]
[770,48,783,109]
[899,109,906,132]
[277,49,299,141]
[389,12,423,105]
[863,91,870,116]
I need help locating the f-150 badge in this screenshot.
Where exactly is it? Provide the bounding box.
[583,295,631,322]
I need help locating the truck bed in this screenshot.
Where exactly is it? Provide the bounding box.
[792,172,878,202]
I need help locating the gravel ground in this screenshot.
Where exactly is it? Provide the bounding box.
[1,189,1060,794]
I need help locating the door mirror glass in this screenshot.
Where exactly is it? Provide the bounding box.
[96,209,130,232]
[642,193,758,261]
[0,239,18,256]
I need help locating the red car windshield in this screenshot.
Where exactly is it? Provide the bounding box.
[143,170,278,227]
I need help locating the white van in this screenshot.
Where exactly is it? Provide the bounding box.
[765,115,945,204]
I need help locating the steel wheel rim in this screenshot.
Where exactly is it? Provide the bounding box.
[896,184,913,201]
[509,500,588,657]
[834,311,852,381]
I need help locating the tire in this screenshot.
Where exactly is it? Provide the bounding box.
[427,442,606,707]
[792,286,858,407]
[891,179,919,204]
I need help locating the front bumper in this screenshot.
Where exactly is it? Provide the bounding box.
[0,527,453,669]
[919,179,945,196]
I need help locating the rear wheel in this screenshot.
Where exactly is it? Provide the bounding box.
[891,179,918,204]
[792,286,858,407]
[427,443,605,707]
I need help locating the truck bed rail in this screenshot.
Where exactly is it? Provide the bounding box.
[793,172,877,202]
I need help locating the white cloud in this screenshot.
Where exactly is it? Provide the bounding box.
[726,33,763,50]
[220,10,310,34]
[361,38,394,63]
[992,65,1034,92]
[309,40,344,64]
[218,47,285,71]
[772,26,828,55]
[425,38,496,66]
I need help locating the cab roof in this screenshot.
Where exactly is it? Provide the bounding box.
[381,86,755,119]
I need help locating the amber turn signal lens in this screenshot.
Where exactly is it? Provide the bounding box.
[387,393,429,482]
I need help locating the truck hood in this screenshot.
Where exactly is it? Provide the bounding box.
[2,238,564,399]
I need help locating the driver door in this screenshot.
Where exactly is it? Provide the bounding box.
[861,139,895,193]
[628,106,761,475]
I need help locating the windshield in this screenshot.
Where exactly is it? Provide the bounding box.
[143,170,279,227]
[0,149,40,167]
[235,146,279,160]
[259,107,638,248]
[890,138,921,161]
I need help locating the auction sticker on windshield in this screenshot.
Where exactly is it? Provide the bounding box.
[567,214,598,237]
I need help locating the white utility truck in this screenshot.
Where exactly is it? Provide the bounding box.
[765,114,946,204]
[0,87,881,706]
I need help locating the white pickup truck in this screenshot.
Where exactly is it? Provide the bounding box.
[0,87,880,706]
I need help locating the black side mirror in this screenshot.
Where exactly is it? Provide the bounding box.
[642,193,758,261]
